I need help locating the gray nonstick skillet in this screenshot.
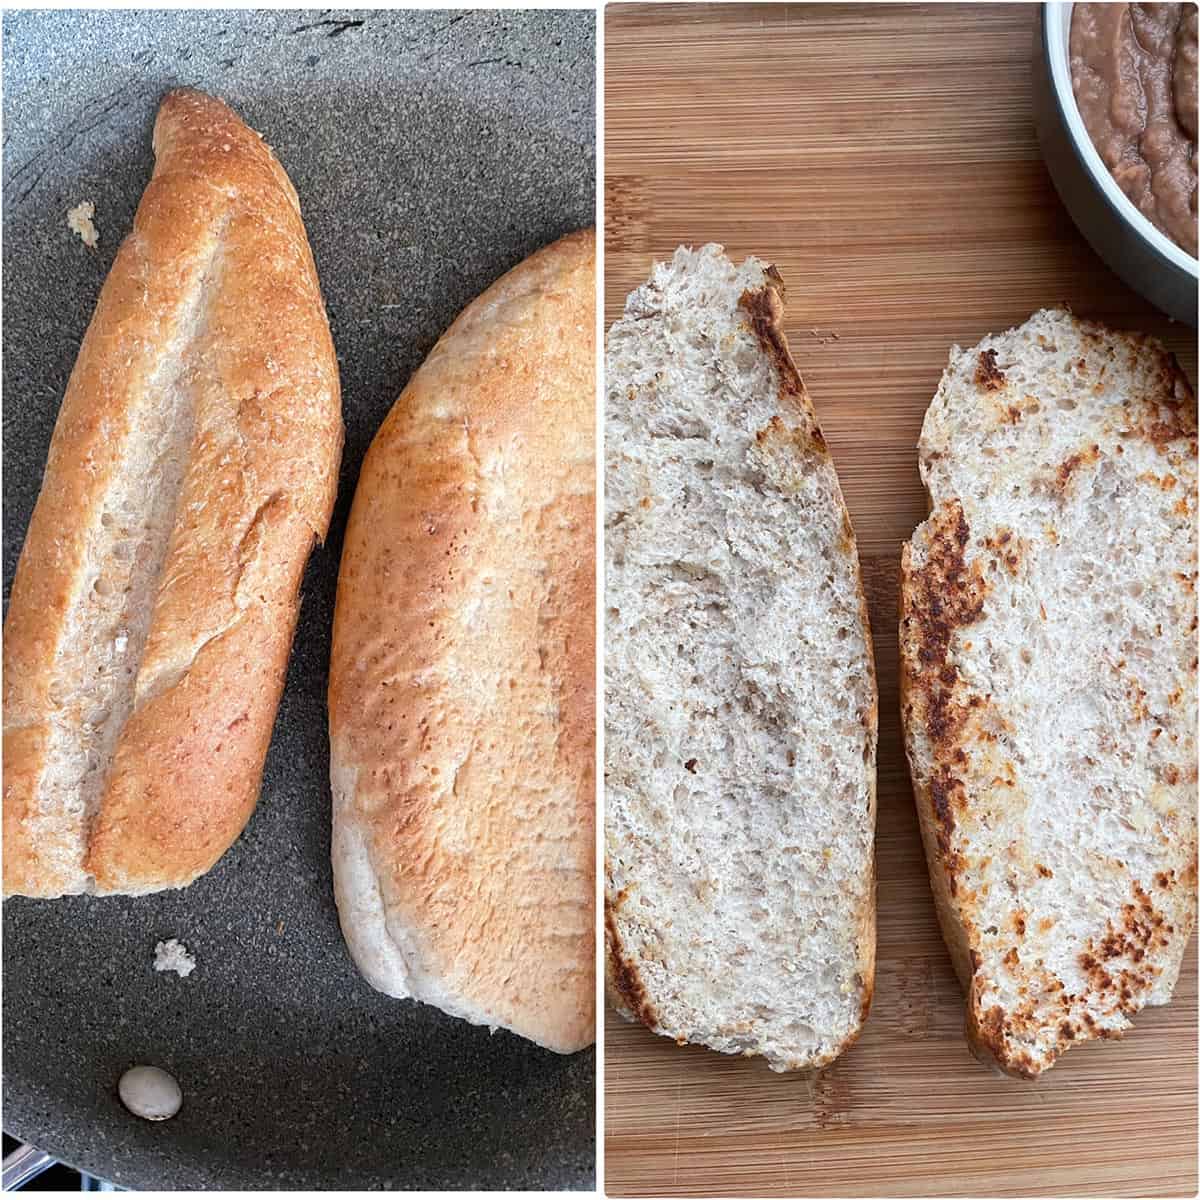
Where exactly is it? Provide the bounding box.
[2,8,595,1188]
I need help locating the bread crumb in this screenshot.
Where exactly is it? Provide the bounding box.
[153,938,196,978]
[67,200,99,248]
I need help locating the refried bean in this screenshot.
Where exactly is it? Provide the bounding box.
[1070,3,1198,258]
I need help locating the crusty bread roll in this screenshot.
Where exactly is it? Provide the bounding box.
[328,229,596,1054]
[605,245,877,1071]
[3,89,343,898]
[901,308,1197,1077]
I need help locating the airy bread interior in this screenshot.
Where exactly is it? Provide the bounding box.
[605,245,876,1071]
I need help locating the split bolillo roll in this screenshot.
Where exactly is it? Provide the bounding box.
[3,89,343,898]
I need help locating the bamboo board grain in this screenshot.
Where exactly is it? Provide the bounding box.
[603,4,1198,1197]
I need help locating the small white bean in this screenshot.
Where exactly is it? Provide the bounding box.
[118,1066,182,1121]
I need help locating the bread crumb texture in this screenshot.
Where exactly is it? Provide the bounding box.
[67,200,99,247]
[605,245,877,1071]
[153,938,196,978]
[901,307,1198,1077]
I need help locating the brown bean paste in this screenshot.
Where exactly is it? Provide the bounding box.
[1071,3,1198,257]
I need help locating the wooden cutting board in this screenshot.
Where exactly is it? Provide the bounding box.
[603,4,1198,1197]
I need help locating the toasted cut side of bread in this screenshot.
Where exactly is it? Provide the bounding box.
[605,245,878,1072]
[900,308,1198,1078]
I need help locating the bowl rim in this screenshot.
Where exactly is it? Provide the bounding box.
[1041,0,1199,279]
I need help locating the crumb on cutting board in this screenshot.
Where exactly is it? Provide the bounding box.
[67,200,99,247]
[153,938,196,978]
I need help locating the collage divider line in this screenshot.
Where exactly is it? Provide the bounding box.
[594,3,607,1193]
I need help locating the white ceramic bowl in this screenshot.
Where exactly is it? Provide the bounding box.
[1034,1,1198,324]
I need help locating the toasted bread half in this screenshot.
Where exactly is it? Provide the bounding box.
[605,245,877,1071]
[900,308,1198,1078]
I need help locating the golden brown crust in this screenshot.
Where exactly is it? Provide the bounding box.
[2,725,56,897]
[3,89,341,897]
[86,514,315,892]
[329,230,596,1052]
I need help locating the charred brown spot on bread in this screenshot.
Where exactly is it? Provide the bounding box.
[1056,455,1082,487]
[1008,1051,1041,1078]
[973,1001,1047,1077]
[1143,399,1199,449]
[975,349,1005,391]
[1055,444,1100,490]
[683,758,698,773]
[857,970,875,1024]
[922,677,958,740]
[928,770,969,894]
[738,283,804,398]
[838,510,856,555]
[983,529,1021,575]
[1126,357,1198,451]
[605,903,657,1029]
[974,1003,1008,1059]
[904,502,990,897]
[1076,880,1173,1014]
[979,1007,1003,1039]
[930,769,967,840]
[755,413,827,461]
[1036,863,1053,878]
[1003,947,1019,967]
[1009,995,1040,1031]
[909,502,987,673]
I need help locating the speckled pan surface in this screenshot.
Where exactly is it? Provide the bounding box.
[1,8,595,1190]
